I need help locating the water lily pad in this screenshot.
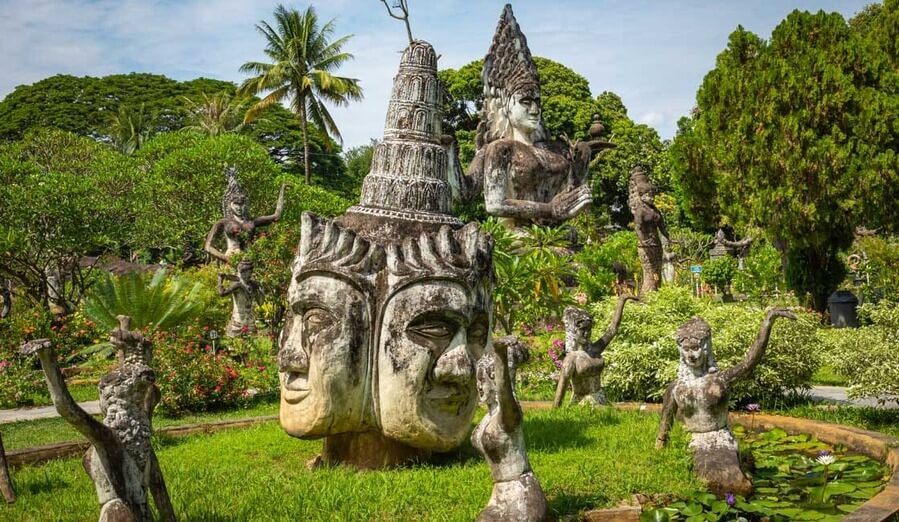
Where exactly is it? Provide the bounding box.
[837,503,863,514]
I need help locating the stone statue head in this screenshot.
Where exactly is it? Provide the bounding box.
[278,213,383,438]
[476,336,529,409]
[477,4,546,147]
[376,222,494,450]
[628,166,655,207]
[222,166,250,221]
[237,259,254,281]
[675,317,718,376]
[279,213,494,450]
[564,306,593,353]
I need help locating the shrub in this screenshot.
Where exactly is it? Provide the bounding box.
[821,300,899,405]
[733,241,784,297]
[153,328,278,416]
[592,288,819,404]
[573,231,640,301]
[702,255,738,294]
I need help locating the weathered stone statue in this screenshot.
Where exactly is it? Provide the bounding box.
[217,260,263,337]
[655,309,796,497]
[465,4,595,230]
[709,229,754,269]
[0,433,13,504]
[278,40,494,469]
[22,317,176,522]
[553,295,637,407]
[628,166,670,294]
[473,336,546,522]
[204,167,285,263]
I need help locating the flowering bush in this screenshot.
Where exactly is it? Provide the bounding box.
[153,328,278,416]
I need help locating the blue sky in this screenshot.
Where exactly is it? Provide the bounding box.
[0,0,871,148]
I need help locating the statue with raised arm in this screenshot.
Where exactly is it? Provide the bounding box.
[465,4,597,231]
[709,229,754,269]
[655,308,796,497]
[0,433,13,504]
[554,295,638,408]
[204,166,285,263]
[21,316,176,522]
[628,166,670,294]
[473,336,546,522]
[217,260,264,337]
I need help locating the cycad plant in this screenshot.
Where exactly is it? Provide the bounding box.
[75,269,202,363]
[83,269,202,332]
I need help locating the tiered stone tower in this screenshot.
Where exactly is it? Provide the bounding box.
[343,40,462,238]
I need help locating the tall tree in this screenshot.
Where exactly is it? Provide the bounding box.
[671,7,898,312]
[239,5,363,184]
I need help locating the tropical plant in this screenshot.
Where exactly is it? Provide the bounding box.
[82,268,202,332]
[109,103,151,154]
[239,4,363,184]
[702,256,738,294]
[181,92,249,136]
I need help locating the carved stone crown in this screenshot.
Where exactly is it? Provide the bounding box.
[222,166,249,220]
[483,4,541,99]
[344,40,462,238]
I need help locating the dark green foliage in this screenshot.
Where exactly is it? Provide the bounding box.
[734,242,785,297]
[573,231,640,301]
[82,269,202,332]
[670,7,899,311]
[702,256,738,294]
[0,73,235,141]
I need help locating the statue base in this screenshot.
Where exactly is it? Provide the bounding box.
[320,432,431,470]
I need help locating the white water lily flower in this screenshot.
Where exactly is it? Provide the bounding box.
[816,454,837,466]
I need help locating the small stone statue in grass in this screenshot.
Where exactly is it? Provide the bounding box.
[655,308,796,497]
[0,432,14,504]
[553,295,638,407]
[204,166,285,263]
[473,336,546,522]
[217,259,264,337]
[22,316,176,522]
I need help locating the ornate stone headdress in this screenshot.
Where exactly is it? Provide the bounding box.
[222,166,249,220]
[477,4,545,147]
[343,40,462,238]
[675,317,719,376]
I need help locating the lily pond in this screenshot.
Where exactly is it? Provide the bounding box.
[643,425,890,521]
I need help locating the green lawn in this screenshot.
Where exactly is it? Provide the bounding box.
[4,407,700,521]
[811,366,849,386]
[2,398,279,451]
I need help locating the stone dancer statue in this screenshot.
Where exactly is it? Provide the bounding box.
[0,433,13,504]
[473,336,546,522]
[22,316,176,522]
[217,260,264,337]
[709,229,754,269]
[628,167,670,294]
[204,167,285,263]
[655,309,796,497]
[465,4,596,230]
[553,295,638,408]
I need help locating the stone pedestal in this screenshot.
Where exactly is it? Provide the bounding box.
[321,432,431,470]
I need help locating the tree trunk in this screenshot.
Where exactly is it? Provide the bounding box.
[299,98,311,185]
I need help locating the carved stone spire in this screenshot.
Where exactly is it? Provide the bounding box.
[343,40,462,239]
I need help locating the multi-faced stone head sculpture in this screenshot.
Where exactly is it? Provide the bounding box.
[278,40,495,463]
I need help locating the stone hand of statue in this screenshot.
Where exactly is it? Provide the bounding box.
[767,308,797,321]
[550,185,592,221]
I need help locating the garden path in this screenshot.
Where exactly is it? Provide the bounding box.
[0,400,100,424]
[807,386,897,409]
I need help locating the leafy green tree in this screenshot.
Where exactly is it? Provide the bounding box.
[670,8,898,311]
[240,4,363,185]
[182,92,249,136]
[0,129,136,311]
[0,73,236,141]
[343,141,376,199]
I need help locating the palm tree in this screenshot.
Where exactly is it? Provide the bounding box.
[239,5,363,184]
[182,92,249,136]
[109,104,151,154]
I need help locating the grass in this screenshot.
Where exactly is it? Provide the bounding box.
[1,397,279,451]
[4,407,700,521]
[773,404,899,439]
[811,365,849,386]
